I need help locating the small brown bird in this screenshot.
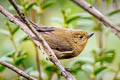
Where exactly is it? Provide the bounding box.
[35,27,94,59]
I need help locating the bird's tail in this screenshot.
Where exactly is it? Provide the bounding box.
[15,15,54,32]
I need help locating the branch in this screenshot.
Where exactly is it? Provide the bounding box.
[8,0,75,79]
[0,61,37,80]
[72,0,120,39]
[0,3,75,80]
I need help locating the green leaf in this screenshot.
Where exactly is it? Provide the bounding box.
[108,9,120,16]
[104,50,115,63]
[11,27,19,35]
[73,58,93,66]
[96,56,107,62]
[7,50,16,58]
[45,65,54,72]
[14,56,26,65]
[96,50,115,63]
[41,60,48,66]
[0,29,9,36]
[42,1,55,9]
[71,66,82,74]
[22,36,29,41]
[20,51,28,57]
[0,65,5,72]
[19,36,30,43]
[45,65,58,75]
[66,16,80,24]
[94,66,107,75]
[66,15,91,24]
[71,58,93,74]
[15,50,28,58]
[74,60,88,66]
[25,2,37,11]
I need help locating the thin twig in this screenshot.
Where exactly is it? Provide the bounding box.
[72,0,120,39]
[0,61,37,80]
[0,4,75,80]
[30,6,42,80]
[8,0,75,80]
[33,43,43,80]
[7,23,18,52]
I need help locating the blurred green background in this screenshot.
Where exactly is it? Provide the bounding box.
[0,0,120,80]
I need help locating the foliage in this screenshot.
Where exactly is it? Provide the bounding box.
[0,0,120,80]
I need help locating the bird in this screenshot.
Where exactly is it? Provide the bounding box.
[35,26,94,59]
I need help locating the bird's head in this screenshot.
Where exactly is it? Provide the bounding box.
[70,29,94,49]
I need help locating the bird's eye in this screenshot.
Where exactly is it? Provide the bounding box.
[78,35,83,39]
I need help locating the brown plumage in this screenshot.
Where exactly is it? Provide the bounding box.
[35,27,94,59]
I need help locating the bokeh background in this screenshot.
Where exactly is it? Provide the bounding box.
[0,0,120,80]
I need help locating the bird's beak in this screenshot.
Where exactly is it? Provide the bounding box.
[87,33,94,39]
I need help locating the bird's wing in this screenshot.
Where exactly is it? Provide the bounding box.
[36,27,73,52]
[34,26,54,32]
